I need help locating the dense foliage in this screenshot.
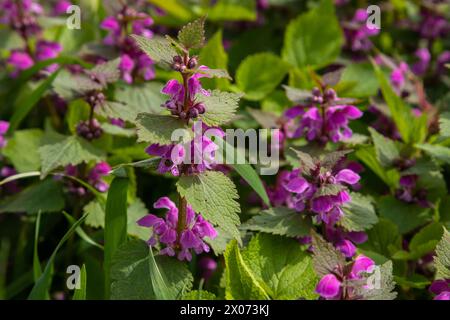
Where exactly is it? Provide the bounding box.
[0,0,449,301]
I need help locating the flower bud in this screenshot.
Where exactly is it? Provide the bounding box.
[194,102,206,114]
[325,88,337,101]
[173,55,183,64]
[312,87,321,97]
[188,108,199,119]
[188,56,198,69]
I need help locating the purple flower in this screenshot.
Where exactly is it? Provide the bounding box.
[284,88,362,144]
[137,197,217,261]
[87,162,111,192]
[419,10,449,40]
[7,51,34,76]
[437,51,450,75]
[390,62,409,92]
[161,66,211,120]
[412,48,431,76]
[100,8,155,83]
[53,0,71,16]
[429,279,450,300]
[282,162,360,226]
[198,256,217,281]
[0,120,9,148]
[316,274,341,299]
[343,9,380,53]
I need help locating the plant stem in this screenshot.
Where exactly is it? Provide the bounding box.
[177,195,187,244]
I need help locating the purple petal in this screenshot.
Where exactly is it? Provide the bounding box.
[316,274,341,299]
[335,169,360,185]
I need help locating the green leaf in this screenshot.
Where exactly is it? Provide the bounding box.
[33,212,42,282]
[8,70,61,133]
[135,113,192,145]
[182,290,217,300]
[372,61,427,145]
[224,240,270,300]
[439,112,450,138]
[377,196,431,234]
[113,82,166,118]
[0,179,64,214]
[360,219,402,259]
[177,17,205,49]
[177,171,241,241]
[434,228,450,280]
[73,264,87,300]
[355,261,397,300]
[281,0,343,69]
[2,129,43,172]
[368,127,400,167]
[416,143,450,164]
[198,90,241,126]
[337,63,379,98]
[66,99,91,134]
[355,146,399,188]
[147,0,193,21]
[110,240,193,299]
[131,35,177,68]
[199,30,230,90]
[242,234,318,299]
[311,230,345,278]
[63,211,103,250]
[104,177,129,299]
[28,213,88,299]
[392,222,443,260]
[208,0,257,22]
[39,135,104,178]
[236,53,290,101]
[341,193,378,232]
[242,207,312,237]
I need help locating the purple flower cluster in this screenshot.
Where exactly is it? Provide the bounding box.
[429,279,450,300]
[101,6,155,83]
[316,254,375,299]
[1,0,64,77]
[419,7,449,40]
[282,164,360,226]
[395,174,430,207]
[284,88,363,144]
[146,131,220,177]
[0,120,9,149]
[161,63,210,120]
[343,9,380,53]
[76,118,103,141]
[324,225,367,258]
[138,197,217,261]
[64,161,111,196]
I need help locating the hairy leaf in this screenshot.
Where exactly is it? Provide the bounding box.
[199,90,241,126]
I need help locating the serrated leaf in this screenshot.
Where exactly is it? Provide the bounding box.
[131,35,177,67]
[198,68,231,79]
[87,58,120,86]
[355,261,397,300]
[39,135,104,178]
[434,228,450,280]
[182,290,217,300]
[224,240,270,300]
[242,234,318,299]
[281,0,343,69]
[177,17,205,49]
[341,193,378,232]
[283,85,312,104]
[416,143,450,164]
[322,69,343,87]
[135,113,192,145]
[0,179,64,214]
[2,129,43,172]
[110,240,193,299]
[176,171,241,241]
[198,90,241,126]
[439,112,450,138]
[315,184,345,197]
[242,207,312,238]
[292,148,316,173]
[320,150,352,170]
[246,108,278,129]
[369,128,400,167]
[311,230,345,278]
[377,196,431,234]
[236,52,290,101]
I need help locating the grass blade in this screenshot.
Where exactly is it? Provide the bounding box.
[73,264,87,300]
[33,211,43,282]
[62,211,104,250]
[103,176,129,299]
[27,213,88,300]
